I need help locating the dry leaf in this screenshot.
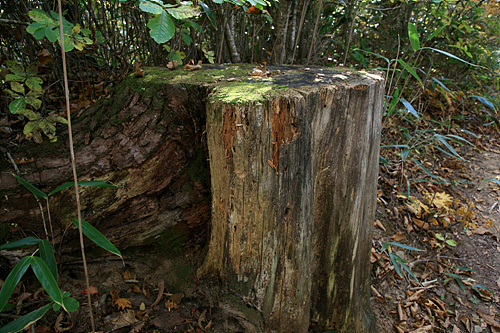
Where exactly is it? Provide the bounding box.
[13,157,34,164]
[375,219,387,231]
[472,226,492,235]
[110,289,120,302]
[81,285,99,296]
[114,298,132,310]
[167,60,179,69]
[165,299,178,311]
[184,59,202,70]
[129,321,145,333]
[112,309,138,328]
[133,285,141,294]
[169,292,184,305]
[390,232,406,242]
[478,309,500,328]
[122,270,135,281]
[150,281,164,308]
[54,313,73,333]
[413,218,429,231]
[198,309,207,328]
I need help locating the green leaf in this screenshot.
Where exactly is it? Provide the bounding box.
[31,256,63,304]
[353,48,390,64]
[433,134,463,160]
[397,59,423,86]
[27,22,46,35]
[39,240,58,280]
[182,32,193,46]
[0,237,41,250]
[48,180,117,196]
[72,219,122,258]
[33,26,47,39]
[444,272,465,292]
[390,252,404,278]
[413,158,446,182]
[25,95,42,110]
[148,11,175,44]
[139,0,164,14]
[408,22,420,52]
[199,1,216,28]
[389,242,423,251]
[5,74,26,82]
[24,120,43,135]
[63,35,75,52]
[9,98,26,114]
[0,303,52,333]
[431,77,451,92]
[166,3,200,20]
[13,174,47,199]
[61,295,79,312]
[28,9,52,23]
[472,284,493,294]
[6,61,25,76]
[26,63,39,77]
[483,178,500,186]
[10,82,25,95]
[46,115,68,125]
[471,95,497,113]
[26,76,43,91]
[445,239,457,246]
[18,109,41,121]
[422,47,477,67]
[381,242,391,252]
[399,97,419,118]
[435,233,445,241]
[0,257,32,313]
[45,27,59,43]
[386,87,399,117]
[426,25,447,41]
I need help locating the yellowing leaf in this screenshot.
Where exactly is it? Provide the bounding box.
[114,298,132,310]
[390,232,406,242]
[423,191,453,210]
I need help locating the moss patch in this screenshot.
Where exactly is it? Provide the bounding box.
[155,226,187,256]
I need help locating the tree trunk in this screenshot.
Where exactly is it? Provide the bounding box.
[197,67,384,332]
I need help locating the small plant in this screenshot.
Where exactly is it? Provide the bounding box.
[0,176,121,332]
[4,61,68,143]
[381,242,423,282]
[434,233,457,248]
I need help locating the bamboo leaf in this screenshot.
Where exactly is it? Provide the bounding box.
[423,47,477,67]
[399,97,419,118]
[0,237,41,250]
[72,219,122,258]
[48,180,117,196]
[199,1,216,28]
[0,303,52,333]
[397,59,423,86]
[39,240,58,280]
[483,178,500,186]
[387,87,400,117]
[408,22,420,52]
[12,174,47,199]
[31,257,63,304]
[0,257,32,312]
[389,242,423,251]
[471,95,497,113]
[426,25,447,41]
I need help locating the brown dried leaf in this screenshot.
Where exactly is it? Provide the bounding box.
[122,270,135,280]
[54,313,73,333]
[184,59,202,70]
[150,281,164,309]
[169,292,184,305]
[129,321,145,333]
[390,232,406,242]
[375,219,386,231]
[167,60,179,69]
[110,289,120,302]
[81,285,99,296]
[472,226,492,235]
[112,309,138,328]
[165,299,178,311]
[133,285,141,294]
[114,298,132,310]
[478,309,500,328]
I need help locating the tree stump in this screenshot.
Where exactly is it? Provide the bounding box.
[197,67,384,332]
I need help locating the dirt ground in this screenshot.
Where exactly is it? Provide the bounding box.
[2,144,500,333]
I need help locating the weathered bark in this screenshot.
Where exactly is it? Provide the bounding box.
[198,68,384,332]
[0,76,211,253]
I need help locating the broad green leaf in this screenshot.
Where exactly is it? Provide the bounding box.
[31,257,63,304]
[0,303,52,333]
[399,97,419,118]
[45,27,59,43]
[379,155,389,165]
[39,119,56,137]
[24,120,42,135]
[61,295,79,312]
[33,26,47,39]
[408,22,420,52]
[25,95,42,110]
[397,59,423,86]
[26,22,46,35]
[26,77,43,91]
[18,109,41,121]
[199,1,216,28]
[6,60,25,76]
[166,3,200,20]
[433,134,463,159]
[26,63,39,77]
[10,81,25,95]
[9,98,26,114]
[445,239,457,246]
[426,25,447,41]
[28,8,52,22]
[471,95,496,113]
[0,237,41,250]
[72,219,122,258]
[48,180,117,196]
[435,233,445,241]
[0,257,32,312]
[139,0,164,14]
[39,240,58,280]
[5,74,26,82]
[46,115,68,125]
[148,11,175,44]
[63,35,75,52]
[182,32,193,46]
[389,242,423,251]
[13,174,47,199]
[423,47,477,67]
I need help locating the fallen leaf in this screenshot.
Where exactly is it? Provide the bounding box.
[167,60,179,69]
[375,219,387,231]
[81,285,99,296]
[129,321,145,333]
[133,285,141,294]
[114,298,132,310]
[390,232,406,242]
[150,281,164,309]
[478,309,500,328]
[110,289,120,302]
[112,309,138,328]
[165,299,178,311]
[472,226,492,235]
[184,59,202,70]
[13,157,34,164]
[122,270,135,281]
[54,313,73,333]
[170,292,184,305]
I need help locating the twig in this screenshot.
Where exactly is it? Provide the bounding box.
[57,1,95,332]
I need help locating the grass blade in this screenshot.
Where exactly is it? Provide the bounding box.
[399,97,419,118]
[397,59,423,86]
[48,180,117,196]
[389,242,423,251]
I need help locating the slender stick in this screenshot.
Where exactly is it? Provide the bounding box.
[56,1,95,331]
[306,0,322,64]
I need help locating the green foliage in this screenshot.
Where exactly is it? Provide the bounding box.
[4,61,68,143]
[434,233,457,248]
[27,9,92,52]
[381,242,423,283]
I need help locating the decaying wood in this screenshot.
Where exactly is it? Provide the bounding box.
[198,68,384,332]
